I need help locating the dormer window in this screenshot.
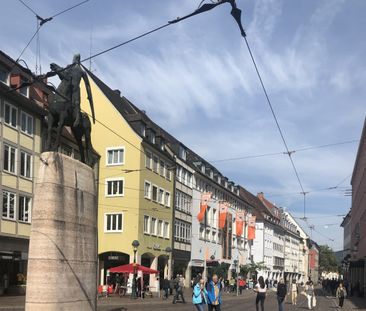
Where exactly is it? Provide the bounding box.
[140,122,146,137]
[201,165,205,173]
[0,68,9,84]
[19,78,29,97]
[178,145,186,161]
[146,129,156,144]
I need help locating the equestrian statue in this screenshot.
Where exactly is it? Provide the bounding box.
[42,54,95,166]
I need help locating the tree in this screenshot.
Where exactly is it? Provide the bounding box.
[319,245,339,273]
[240,262,267,279]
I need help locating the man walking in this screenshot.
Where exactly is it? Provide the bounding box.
[172,274,186,304]
[206,274,222,311]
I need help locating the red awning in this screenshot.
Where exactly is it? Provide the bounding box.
[109,263,159,274]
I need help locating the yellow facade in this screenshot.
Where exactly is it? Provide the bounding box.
[80,74,174,285]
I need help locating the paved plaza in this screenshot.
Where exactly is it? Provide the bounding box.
[1,289,366,311]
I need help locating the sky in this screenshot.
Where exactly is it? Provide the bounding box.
[2,0,366,251]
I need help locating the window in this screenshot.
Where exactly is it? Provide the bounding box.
[144,181,151,199]
[158,220,163,237]
[20,111,33,135]
[153,155,159,173]
[179,145,186,160]
[164,221,170,238]
[158,188,164,204]
[19,79,29,97]
[104,213,123,232]
[159,160,165,176]
[4,102,17,127]
[174,220,190,243]
[143,215,150,234]
[2,191,16,220]
[165,191,170,207]
[151,218,157,235]
[212,231,217,243]
[166,167,171,180]
[0,68,8,84]
[152,185,158,202]
[145,150,152,169]
[106,178,124,196]
[20,151,32,178]
[19,196,31,223]
[106,147,124,165]
[4,145,16,174]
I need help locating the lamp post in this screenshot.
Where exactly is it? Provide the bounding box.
[131,240,140,299]
[165,247,172,279]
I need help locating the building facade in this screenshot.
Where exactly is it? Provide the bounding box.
[308,240,320,282]
[348,118,366,295]
[81,71,174,289]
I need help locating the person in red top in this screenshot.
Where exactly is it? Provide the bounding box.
[238,278,245,294]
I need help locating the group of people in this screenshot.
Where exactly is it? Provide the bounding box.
[192,274,223,311]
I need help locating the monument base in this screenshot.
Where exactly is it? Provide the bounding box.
[25,152,97,311]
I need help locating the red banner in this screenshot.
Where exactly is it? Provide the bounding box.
[247,216,256,240]
[236,211,246,236]
[218,202,229,229]
[197,192,212,222]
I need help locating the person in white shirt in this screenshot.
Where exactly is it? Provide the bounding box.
[254,276,267,311]
[291,279,298,305]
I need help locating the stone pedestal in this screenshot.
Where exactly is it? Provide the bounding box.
[25,152,97,311]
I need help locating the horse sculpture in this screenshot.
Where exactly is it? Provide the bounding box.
[44,54,95,166]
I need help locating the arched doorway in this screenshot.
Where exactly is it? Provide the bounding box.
[158,254,169,282]
[99,251,130,285]
[141,252,157,291]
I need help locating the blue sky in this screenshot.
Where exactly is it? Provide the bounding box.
[2,0,366,250]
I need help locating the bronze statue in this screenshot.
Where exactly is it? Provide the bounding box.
[44,54,95,165]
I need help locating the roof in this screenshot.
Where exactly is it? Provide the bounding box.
[86,68,260,206]
[340,209,351,228]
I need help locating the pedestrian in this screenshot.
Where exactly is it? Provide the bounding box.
[305,281,316,310]
[291,279,298,305]
[336,282,347,308]
[254,276,267,311]
[239,277,245,294]
[193,278,207,311]
[162,277,170,300]
[277,278,287,311]
[206,274,222,311]
[173,274,186,304]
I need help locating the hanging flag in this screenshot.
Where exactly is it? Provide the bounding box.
[247,216,256,240]
[236,211,245,236]
[197,192,212,222]
[218,202,229,229]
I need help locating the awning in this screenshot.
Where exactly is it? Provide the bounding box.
[109,263,159,274]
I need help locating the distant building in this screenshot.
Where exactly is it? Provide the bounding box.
[252,192,285,282]
[340,210,351,279]
[308,240,320,282]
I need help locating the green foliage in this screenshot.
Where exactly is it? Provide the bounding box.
[240,262,267,278]
[319,245,339,273]
[208,263,231,279]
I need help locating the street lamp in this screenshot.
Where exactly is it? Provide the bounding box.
[131,240,140,299]
[165,247,172,279]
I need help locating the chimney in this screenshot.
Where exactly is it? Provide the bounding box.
[257,192,264,200]
[113,89,121,97]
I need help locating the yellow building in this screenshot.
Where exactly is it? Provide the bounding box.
[0,51,48,292]
[80,70,174,288]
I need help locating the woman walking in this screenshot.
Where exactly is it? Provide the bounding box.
[336,282,347,309]
[276,279,287,311]
[254,276,267,311]
[291,279,298,305]
[305,281,316,310]
[193,278,207,311]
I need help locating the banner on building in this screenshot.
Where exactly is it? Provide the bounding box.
[236,211,246,236]
[218,202,229,229]
[247,216,256,240]
[197,192,212,222]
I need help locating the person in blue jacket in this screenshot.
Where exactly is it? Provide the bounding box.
[193,278,207,311]
[206,274,222,311]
